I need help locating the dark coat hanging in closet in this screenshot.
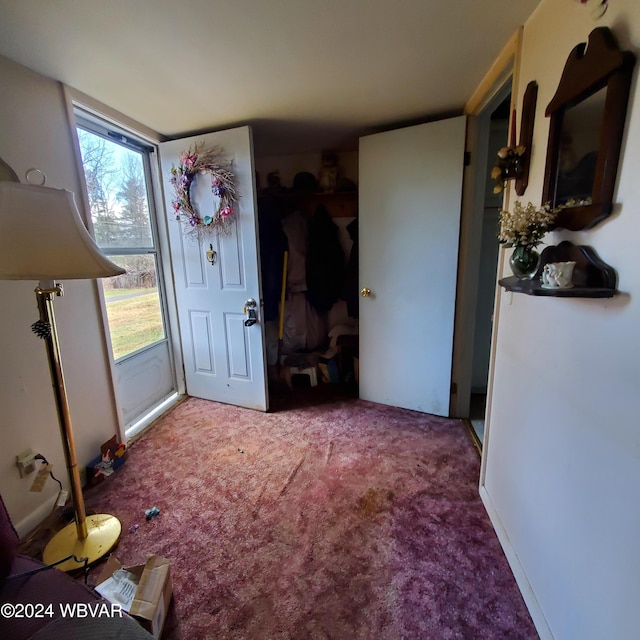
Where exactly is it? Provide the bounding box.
[343,217,359,318]
[306,204,345,312]
[257,197,288,322]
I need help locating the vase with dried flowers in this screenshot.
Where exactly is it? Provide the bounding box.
[498,201,558,279]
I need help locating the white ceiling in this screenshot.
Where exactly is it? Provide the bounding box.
[0,0,541,155]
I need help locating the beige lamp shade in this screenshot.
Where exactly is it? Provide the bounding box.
[0,182,125,280]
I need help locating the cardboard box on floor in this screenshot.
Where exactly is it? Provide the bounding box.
[98,554,172,639]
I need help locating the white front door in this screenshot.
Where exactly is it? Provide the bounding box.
[159,127,267,411]
[358,116,466,416]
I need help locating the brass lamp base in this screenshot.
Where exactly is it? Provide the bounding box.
[43,514,121,572]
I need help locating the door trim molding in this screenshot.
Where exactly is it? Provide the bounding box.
[457,25,553,640]
[451,25,523,421]
[63,85,125,441]
[465,27,523,116]
[66,90,182,439]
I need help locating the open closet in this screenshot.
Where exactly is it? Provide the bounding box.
[160,117,471,417]
[254,151,359,398]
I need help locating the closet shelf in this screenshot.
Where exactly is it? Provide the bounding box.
[259,191,358,217]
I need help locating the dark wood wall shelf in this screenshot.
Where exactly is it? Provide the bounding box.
[499,241,617,298]
[499,276,615,298]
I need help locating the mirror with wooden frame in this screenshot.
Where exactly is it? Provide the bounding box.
[543,27,635,231]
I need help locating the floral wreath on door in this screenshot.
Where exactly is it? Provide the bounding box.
[170,142,238,236]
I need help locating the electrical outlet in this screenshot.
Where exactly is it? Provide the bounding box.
[16,449,37,477]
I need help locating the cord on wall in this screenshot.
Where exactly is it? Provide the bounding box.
[33,454,63,492]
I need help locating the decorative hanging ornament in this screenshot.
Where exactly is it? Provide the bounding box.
[169,143,238,236]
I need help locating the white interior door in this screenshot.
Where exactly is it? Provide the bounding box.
[159,126,267,411]
[359,116,466,416]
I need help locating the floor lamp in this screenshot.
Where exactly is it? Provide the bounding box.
[0,181,125,571]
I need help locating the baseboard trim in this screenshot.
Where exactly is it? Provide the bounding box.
[479,485,554,640]
[14,494,58,539]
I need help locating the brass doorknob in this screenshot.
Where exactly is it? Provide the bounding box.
[360,287,372,298]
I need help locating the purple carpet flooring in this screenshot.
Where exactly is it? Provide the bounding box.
[84,391,538,639]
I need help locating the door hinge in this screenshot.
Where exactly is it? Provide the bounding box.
[451,381,458,395]
[464,151,471,167]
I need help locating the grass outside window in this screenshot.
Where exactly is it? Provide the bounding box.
[104,288,164,360]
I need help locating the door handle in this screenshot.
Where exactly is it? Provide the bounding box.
[360,287,372,297]
[244,298,258,327]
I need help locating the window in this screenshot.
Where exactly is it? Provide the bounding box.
[76,118,166,361]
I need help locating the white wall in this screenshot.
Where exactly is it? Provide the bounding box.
[483,1,640,639]
[0,56,121,535]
